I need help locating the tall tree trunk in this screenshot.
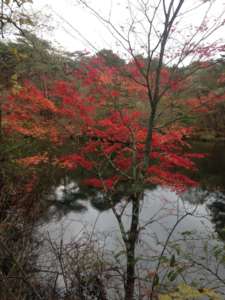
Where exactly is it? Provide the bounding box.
[125,194,140,300]
[143,105,156,170]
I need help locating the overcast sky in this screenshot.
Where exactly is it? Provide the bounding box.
[32,0,225,58]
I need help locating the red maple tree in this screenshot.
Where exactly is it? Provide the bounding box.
[3,58,204,193]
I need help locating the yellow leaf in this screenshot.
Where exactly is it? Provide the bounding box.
[159,295,172,300]
[160,284,223,300]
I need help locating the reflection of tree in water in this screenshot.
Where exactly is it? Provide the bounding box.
[47,179,225,243]
[181,142,225,240]
[44,139,225,235]
[45,178,147,221]
[181,188,210,205]
[208,192,225,241]
[43,141,225,219]
[44,179,119,221]
[179,188,225,241]
[45,181,88,221]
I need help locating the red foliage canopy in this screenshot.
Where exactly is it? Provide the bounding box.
[2,59,205,193]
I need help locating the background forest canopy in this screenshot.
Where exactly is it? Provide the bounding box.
[1,31,225,144]
[1,0,225,300]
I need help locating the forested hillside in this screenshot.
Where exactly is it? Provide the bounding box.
[1,1,225,299]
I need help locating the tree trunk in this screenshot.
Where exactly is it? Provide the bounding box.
[143,105,156,171]
[125,194,140,300]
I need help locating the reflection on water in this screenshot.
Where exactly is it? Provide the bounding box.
[37,142,225,297]
[39,185,223,293]
[208,193,225,240]
[41,139,225,244]
[38,142,225,245]
[42,186,212,249]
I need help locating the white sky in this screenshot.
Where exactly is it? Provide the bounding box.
[33,0,122,52]
[31,0,225,59]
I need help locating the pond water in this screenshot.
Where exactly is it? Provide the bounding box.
[38,141,225,296]
[41,187,210,249]
[41,141,225,244]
